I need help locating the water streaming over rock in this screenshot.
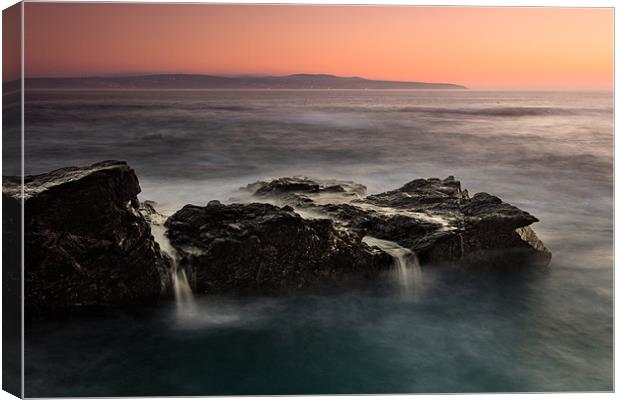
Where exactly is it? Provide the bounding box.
[362,236,423,297]
[170,260,197,319]
[149,222,197,321]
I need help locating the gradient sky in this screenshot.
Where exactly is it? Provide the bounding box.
[24,4,613,89]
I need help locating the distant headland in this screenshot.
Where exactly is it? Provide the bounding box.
[23,74,467,90]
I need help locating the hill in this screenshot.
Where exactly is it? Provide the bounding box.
[24,73,467,90]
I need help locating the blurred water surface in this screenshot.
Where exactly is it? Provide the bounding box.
[23,90,612,395]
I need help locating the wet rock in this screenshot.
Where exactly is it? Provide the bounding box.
[139,199,168,226]
[165,202,392,294]
[2,160,172,316]
[5,160,553,313]
[240,176,366,206]
[250,177,321,195]
[246,176,552,269]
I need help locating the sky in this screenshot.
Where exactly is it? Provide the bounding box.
[2,3,20,83]
[22,4,613,89]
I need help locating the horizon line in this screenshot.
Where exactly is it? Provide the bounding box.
[4,73,612,91]
[21,72,462,84]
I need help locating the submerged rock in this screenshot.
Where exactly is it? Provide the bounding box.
[165,202,392,294]
[244,175,552,269]
[2,160,172,316]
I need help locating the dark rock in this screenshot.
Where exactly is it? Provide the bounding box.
[242,176,366,206]
[323,185,346,193]
[246,176,552,269]
[2,160,172,316]
[7,160,553,312]
[251,177,321,195]
[165,202,392,294]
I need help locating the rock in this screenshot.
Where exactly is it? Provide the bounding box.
[250,177,321,195]
[239,176,366,206]
[2,160,172,316]
[245,176,552,269]
[165,202,392,294]
[139,199,168,226]
[5,160,553,313]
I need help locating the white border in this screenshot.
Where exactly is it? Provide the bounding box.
[0,1,616,400]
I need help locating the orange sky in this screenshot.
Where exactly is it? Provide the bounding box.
[24,4,613,89]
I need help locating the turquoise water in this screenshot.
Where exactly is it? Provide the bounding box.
[23,90,613,395]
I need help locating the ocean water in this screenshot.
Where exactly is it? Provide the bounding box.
[22,90,613,395]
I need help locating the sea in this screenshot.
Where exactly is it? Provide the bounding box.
[18,89,613,395]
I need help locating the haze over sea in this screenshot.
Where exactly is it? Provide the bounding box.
[20,89,612,395]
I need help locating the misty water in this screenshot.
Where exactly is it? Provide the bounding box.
[22,90,612,395]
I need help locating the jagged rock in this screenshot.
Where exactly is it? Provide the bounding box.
[165,202,392,294]
[5,159,553,314]
[2,161,172,316]
[245,176,552,269]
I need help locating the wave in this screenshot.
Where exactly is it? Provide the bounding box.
[396,106,611,117]
[26,103,254,112]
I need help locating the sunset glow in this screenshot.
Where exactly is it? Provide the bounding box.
[24,4,613,89]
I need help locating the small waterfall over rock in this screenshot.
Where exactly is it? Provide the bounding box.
[169,256,197,318]
[363,236,423,297]
[171,265,194,305]
[147,216,197,320]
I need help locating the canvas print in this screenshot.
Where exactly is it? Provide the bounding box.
[1,2,614,397]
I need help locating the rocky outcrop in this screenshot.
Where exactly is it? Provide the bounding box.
[163,174,550,295]
[2,161,172,316]
[243,176,552,269]
[4,159,552,315]
[165,201,392,294]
